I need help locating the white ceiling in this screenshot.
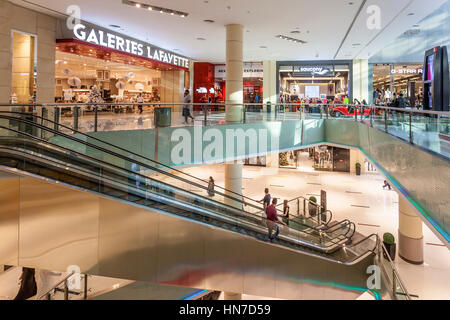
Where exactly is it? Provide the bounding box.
[10,0,447,62]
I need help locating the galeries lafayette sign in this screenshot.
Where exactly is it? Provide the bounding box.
[71,23,190,68]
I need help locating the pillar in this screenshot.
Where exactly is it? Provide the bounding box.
[398,195,424,264]
[263,60,277,112]
[352,59,369,102]
[224,161,243,209]
[225,24,243,122]
[224,292,242,300]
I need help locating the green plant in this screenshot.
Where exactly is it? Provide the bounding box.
[383,232,395,245]
[355,163,362,169]
[309,196,317,203]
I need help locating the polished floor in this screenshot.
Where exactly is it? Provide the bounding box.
[169,153,450,300]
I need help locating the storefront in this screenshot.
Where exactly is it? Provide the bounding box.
[54,19,191,108]
[371,63,424,106]
[276,61,353,105]
[193,62,263,110]
[278,146,351,172]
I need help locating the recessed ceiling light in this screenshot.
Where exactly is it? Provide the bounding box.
[148,7,152,11]
[407,13,415,16]
[290,30,300,34]
[259,46,267,49]
[135,3,141,8]
[196,37,206,41]
[204,19,214,23]
[276,34,307,44]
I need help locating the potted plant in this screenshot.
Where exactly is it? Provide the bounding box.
[308,196,318,216]
[383,232,396,261]
[355,162,362,176]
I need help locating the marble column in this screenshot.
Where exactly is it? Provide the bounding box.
[398,195,424,264]
[225,24,243,122]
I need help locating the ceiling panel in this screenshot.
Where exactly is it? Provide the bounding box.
[9,0,446,62]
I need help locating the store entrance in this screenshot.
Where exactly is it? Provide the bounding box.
[333,148,350,172]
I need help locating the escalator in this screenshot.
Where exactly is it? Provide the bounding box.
[0,112,381,299]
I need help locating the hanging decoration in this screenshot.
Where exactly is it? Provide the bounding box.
[63,68,73,75]
[67,77,81,87]
[135,83,144,91]
[115,81,126,89]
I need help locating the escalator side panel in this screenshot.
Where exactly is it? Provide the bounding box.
[0,168,373,300]
[0,171,19,267]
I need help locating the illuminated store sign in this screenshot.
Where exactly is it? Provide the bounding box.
[72,24,189,68]
[391,68,423,75]
[294,66,332,75]
[215,63,264,78]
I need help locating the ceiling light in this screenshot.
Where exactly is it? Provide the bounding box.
[123,0,189,17]
[196,37,206,41]
[276,34,307,44]
[204,19,214,23]
[407,13,415,16]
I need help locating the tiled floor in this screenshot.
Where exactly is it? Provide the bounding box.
[174,153,450,300]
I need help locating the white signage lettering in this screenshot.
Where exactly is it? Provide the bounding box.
[215,62,263,79]
[391,69,423,75]
[72,24,189,68]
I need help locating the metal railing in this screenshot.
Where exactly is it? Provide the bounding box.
[375,236,411,300]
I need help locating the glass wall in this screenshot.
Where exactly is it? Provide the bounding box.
[277,61,352,105]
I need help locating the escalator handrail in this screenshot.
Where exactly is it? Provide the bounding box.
[254,197,332,227]
[1,114,343,235]
[0,110,262,207]
[0,125,351,248]
[0,144,350,253]
[0,113,257,210]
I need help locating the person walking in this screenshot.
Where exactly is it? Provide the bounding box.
[137,93,144,114]
[265,198,286,243]
[207,176,215,197]
[183,90,194,124]
[280,199,290,226]
[259,188,271,212]
[383,180,392,190]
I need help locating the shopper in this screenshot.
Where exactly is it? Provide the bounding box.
[383,180,392,190]
[259,188,271,211]
[183,90,194,124]
[137,93,144,114]
[207,176,215,197]
[266,198,286,243]
[280,200,290,226]
[14,267,37,300]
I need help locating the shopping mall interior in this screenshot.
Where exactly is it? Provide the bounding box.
[0,0,449,305]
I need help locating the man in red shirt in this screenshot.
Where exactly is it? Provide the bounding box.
[265,198,286,243]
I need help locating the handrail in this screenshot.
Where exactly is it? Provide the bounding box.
[0,114,347,238]
[378,237,411,300]
[0,110,261,207]
[38,271,75,300]
[0,123,351,249]
[0,114,257,211]
[1,102,449,116]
